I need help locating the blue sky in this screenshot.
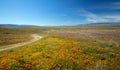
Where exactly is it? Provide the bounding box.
[0,0,120,26]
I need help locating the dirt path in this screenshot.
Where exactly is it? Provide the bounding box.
[0,34,42,52]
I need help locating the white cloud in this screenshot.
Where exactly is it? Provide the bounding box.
[91,2,120,10]
[103,15,120,21]
[78,9,120,23]
[104,15,120,19]
[78,9,108,23]
[110,2,120,9]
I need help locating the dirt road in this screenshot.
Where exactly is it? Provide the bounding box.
[0,34,42,52]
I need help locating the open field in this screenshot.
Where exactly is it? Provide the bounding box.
[0,26,120,34]
[0,26,120,70]
[0,34,32,46]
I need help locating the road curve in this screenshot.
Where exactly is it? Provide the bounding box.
[0,34,42,52]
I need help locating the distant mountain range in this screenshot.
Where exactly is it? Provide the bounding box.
[77,22,120,26]
[0,22,120,28]
[0,24,38,28]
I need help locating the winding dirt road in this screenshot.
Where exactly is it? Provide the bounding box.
[0,34,42,52]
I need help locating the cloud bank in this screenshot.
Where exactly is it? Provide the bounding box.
[78,9,120,23]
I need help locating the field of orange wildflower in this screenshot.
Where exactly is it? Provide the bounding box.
[0,26,120,70]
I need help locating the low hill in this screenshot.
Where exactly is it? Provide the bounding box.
[0,24,38,28]
[78,22,120,26]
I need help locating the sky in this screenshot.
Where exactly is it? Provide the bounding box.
[0,0,120,26]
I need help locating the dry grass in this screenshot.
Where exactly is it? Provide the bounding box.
[0,34,32,46]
